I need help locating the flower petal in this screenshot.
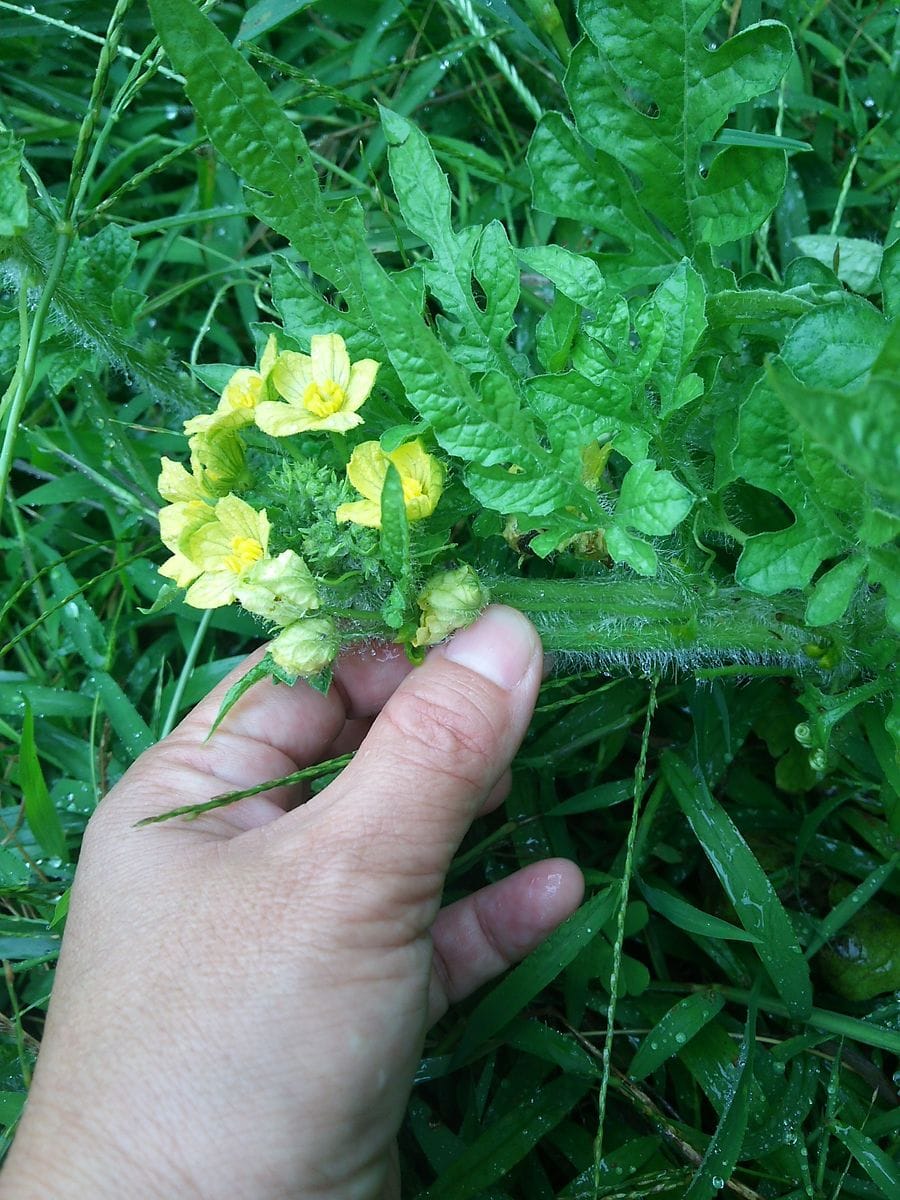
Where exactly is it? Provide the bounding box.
[389,439,444,516]
[255,400,309,438]
[335,499,382,528]
[271,352,313,404]
[259,333,279,379]
[158,500,216,553]
[346,440,389,502]
[158,457,205,504]
[311,409,364,434]
[310,333,350,390]
[184,571,238,609]
[215,494,270,551]
[159,552,202,588]
[345,359,379,410]
[220,369,264,414]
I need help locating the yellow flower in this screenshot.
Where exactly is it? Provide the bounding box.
[158,500,219,588]
[161,494,271,609]
[184,335,278,438]
[188,429,247,496]
[255,333,379,437]
[236,550,320,626]
[412,566,487,647]
[158,430,247,505]
[270,617,339,677]
[335,439,443,529]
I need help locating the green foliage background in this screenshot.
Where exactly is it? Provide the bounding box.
[1,1,899,1194]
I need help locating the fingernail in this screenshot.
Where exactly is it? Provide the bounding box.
[440,606,538,690]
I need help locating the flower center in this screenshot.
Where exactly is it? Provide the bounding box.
[303,379,346,418]
[401,477,425,503]
[224,536,264,575]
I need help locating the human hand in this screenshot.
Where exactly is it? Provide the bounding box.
[2,607,583,1200]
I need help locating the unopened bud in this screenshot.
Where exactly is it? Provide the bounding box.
[413,565,487,647]
[237,550,320,625]
[270,616,338,677]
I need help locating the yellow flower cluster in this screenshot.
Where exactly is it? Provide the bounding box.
[157,331,448,673]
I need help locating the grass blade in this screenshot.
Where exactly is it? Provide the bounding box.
[18,699,69,863]
[663,752,812,1018]
[832,1124,900,1198]
[416,1073,591,1200]
[453,887,617,1062]
[629,991,726,1080]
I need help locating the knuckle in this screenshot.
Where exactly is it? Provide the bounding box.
[381,685,498,782]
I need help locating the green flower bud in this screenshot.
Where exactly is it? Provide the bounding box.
[270,617,338,677]
[236,550,320,625]
[413,565,487,648]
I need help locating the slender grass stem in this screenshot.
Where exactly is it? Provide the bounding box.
[160,610,213,738]
[594,677,658,1179]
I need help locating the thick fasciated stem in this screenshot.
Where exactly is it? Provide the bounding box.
[486,576,828,670]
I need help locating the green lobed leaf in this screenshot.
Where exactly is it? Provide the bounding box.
[663,753,812,1018]
[805,556,867,626]
[381,106,517,372]
[613,460,694,538]
[528,111,675,287]
[149,0,370,311]
[793,235,884,294]
[640,259,707,415]
[770,362,900,501]
[566,1,792,252]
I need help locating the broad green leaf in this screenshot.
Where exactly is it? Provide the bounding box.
[663,753,812,1018]
[19,700,69,864]
[832,1124,900,1198]
[453,887,617,1061]
[731,377,844,595]
[629,991,725,1080]
[517,244,605,308]
[418,1074,591,1200]
[692,144,787,246]
[781,298,888,389]
[793,235,883,294]
[805,556,867,626]
[528,111,675,286]
[566,1,791,254]
[770,363,900,501]
[0,130,28,236]
[640,260,707,414]
[605,526,658,576]
[614,460,693,538]
[381,106,517,371]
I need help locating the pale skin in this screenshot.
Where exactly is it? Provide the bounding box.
[1,607,584,1200]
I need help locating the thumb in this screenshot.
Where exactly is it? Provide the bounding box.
[288,606,542,910]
